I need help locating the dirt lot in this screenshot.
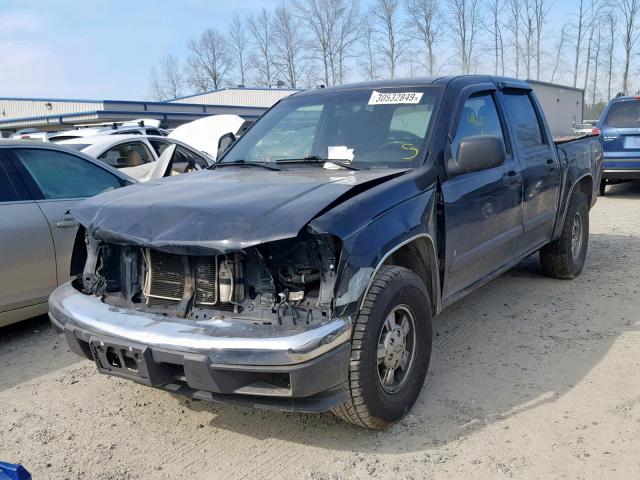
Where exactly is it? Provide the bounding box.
[1,183,639,480]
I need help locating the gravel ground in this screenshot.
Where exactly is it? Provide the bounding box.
[1,183,639,480]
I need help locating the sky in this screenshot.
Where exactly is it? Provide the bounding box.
[0,0,587,101]
[0,0,281,100]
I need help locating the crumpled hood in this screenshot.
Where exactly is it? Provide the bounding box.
[73,167,409,254]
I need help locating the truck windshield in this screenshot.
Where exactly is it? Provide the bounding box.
[602,100,640,128]
[220,87,441,168]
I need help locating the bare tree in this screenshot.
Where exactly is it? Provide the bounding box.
[506,0,522,77]
[372,0,403,78]
[620,0,640,94]
[292,0,359,86]
[335,0,361,83]
[247,8,278,85]
[521,0,536,78]
[359,13,380,79]
[228,14,248,86]
[148,54,184,101]
[533,0,551,80]
[582,0,598,91]
[484,0,505,75]
[273,2,306,87]
[447,0,481,74]
[405,0,443,76]
[590,24,602,106]
[186,28,231,91]
[550,23,568,83]
[605,10,616,99]
[568,0,588,87]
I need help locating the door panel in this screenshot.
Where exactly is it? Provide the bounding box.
[442,164,523,298]
[0,202,56,311]
[36,199,80,285]
[442,92,523,300]
[10,147,125,286]
[501,90,561,252]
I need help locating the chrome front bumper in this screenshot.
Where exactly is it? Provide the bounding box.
[48,282,352,367]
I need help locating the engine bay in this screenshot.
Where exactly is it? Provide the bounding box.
[77,233,340,326]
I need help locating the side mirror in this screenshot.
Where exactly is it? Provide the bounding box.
[447,135,506,176]
[217,132,236,159]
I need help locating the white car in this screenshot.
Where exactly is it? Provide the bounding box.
[49,125,167,143]
[58,134,214,182]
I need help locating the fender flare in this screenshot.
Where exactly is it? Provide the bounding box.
[357,233,441,315]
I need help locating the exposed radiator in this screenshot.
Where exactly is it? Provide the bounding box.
[143,249,219,307]
[143,249,185,306]
[195,256,218,306]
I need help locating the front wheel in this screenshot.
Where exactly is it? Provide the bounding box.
[332,266,432,430]
[539,192,589,279]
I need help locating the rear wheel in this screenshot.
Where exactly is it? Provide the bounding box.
[539,192,589,279]
[599,179,606,196]
[332,266,432,430]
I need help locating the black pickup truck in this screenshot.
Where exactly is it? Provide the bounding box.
[49,76,602,429]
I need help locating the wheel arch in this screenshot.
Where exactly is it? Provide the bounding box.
[359,234,440,316]
[553,173,593,240]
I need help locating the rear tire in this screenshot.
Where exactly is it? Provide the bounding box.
[332,266,432,430]
[599,179,606,196]
[539,192,589,279]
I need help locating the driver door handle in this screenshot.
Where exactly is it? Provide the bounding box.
[57,217,79,228]
[502,170,522,186]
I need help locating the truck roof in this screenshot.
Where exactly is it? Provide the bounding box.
[293,75,532,97]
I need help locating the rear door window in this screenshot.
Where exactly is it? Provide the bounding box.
[502,90,545,149]
[602,101,640,128]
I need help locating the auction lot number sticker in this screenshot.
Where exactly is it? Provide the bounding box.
[368,91,423,105]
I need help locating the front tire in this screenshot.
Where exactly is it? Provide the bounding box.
[332,266,432,430]
[539,192,589,279]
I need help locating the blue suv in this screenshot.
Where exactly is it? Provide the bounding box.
[597,96,640,195]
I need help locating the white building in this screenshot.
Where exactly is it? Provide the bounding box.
[0,87,299,134]
[527,80,584,137]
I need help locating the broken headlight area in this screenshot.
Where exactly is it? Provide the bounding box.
[75,233,340,326]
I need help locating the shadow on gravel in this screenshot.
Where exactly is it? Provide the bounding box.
[181,232,639,454]
[0,314,80,391]
[603,181,640,198]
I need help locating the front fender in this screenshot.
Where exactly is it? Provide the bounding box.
[309,170,438,318]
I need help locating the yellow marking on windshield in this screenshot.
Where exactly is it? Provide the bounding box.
[401,144,419,160]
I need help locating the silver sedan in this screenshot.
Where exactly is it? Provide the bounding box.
[0,140,133,327]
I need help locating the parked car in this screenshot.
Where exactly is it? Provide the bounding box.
[168,114,252,159]
[595,96,640,195]
[9,128,57,142]
[0,140,133,328]
[572,122,596,135]
[49,76,602,429]
[48,120,167,143]
[58,135,214,182]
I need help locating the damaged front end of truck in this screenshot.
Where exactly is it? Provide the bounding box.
[48,166,427,411]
